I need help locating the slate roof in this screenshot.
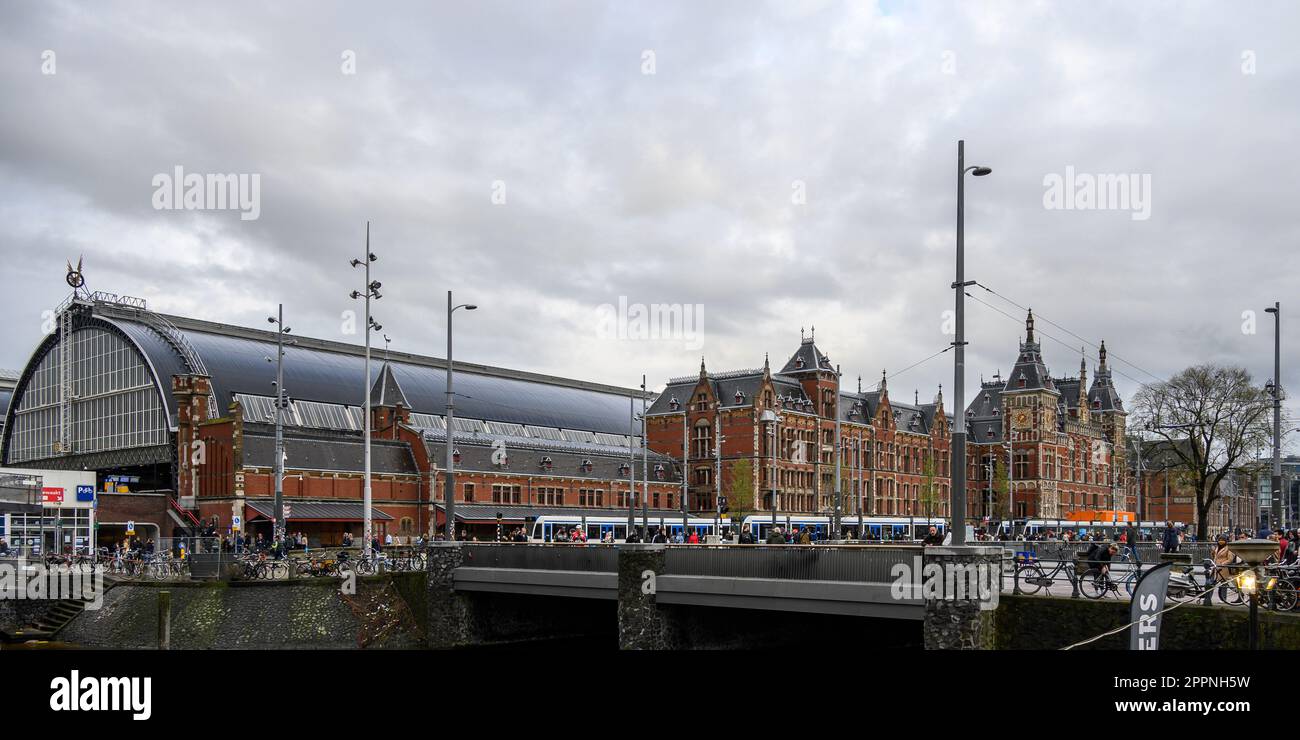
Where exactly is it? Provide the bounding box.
[416,428,683,483]
[242,428,419,475]
[965,382,1006,443]
[59,298,651,435]
[1088,343,1124,413]
[779,337,833,375]
[1002,310,1058,396]
[370,362,411,408]
[244,500,394,521]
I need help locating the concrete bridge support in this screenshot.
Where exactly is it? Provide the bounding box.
[616,543,678,649]
[426,541,477,648]
[921,545,1002,650]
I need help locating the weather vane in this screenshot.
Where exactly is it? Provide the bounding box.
[65,255,86,293]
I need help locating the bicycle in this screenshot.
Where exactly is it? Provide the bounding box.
[1014,553,1080,596]
[1261,564,1299,611]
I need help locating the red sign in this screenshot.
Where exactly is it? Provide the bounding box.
[42,487,65,503]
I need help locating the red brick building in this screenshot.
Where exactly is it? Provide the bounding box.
[648,315,1137,530]
[646,332,952,524]
[964,310,1132,522]
[2,293,683,545]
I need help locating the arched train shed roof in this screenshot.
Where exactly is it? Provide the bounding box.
[7,299,651,439]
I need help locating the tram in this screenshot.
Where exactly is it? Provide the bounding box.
[528,514,730,542]
[740,515,947,542]
[991,518,1185,541]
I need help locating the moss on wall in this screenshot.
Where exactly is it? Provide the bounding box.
[996,594,1300,650]
[58,577,424,649]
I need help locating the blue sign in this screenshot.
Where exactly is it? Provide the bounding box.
[76,485,95,502]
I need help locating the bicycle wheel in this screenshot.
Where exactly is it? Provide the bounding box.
[1121,570,1140,598]
[1016,564,1047,595]
[356,559,376,576]
[1268,579,1297,611]
[269,562,289,580]
[1080,569,1108,599]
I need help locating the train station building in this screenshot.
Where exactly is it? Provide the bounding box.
[0,290,683,546]
[646,312,1140,527]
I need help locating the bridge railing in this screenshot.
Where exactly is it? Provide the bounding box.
[970,540,1215,560]
[662,544,921,583]
[461,542,619,572]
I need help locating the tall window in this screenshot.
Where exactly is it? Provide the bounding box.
[693,420,712,458]
[10,326,167,462]
[1014,450,1031,479]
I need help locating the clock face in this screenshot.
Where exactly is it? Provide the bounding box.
[1013,412,1030,429]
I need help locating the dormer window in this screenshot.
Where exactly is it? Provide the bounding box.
[540,456,553,472]
[581,459,594,473]
[1093,399,1101,409]
[1017,373,1026,388]
[654,464,666,481]
[452,448,461,465]
[496,454,509,469]
[618,462,631,476]
[669,396,680,411]
[735,390,745,404]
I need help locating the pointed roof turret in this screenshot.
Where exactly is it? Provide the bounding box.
[1003,309,1057,396]
[370,361,410,408]
[1088,340,1124,413]
[780,332,831,374]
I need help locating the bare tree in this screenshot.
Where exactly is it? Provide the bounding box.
[1131,364,1272,537]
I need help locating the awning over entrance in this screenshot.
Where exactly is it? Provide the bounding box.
[244,500,395,522]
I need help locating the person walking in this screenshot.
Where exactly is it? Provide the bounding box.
[1161,521,1180,554]
[1124,522,1141,567]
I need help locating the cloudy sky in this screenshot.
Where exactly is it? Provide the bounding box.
[2,1,1299,437]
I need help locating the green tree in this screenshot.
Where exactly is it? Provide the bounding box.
[727,457,754,537]
[1132,364,1272,538]
[918,456,942,520]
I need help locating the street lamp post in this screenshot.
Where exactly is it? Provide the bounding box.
[444,291,477,541]
[833,364,842,538]
[348,224,380,558]
[1228,539,1278,649]
[761,409,781,533]
[681,403,689,538]
[1266,302,1283,531]
[267,306,292,551]
[951,139,993,546]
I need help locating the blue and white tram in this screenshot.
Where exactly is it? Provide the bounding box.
[529,514,730,543]
[739,515,947,542]
[1008,519,1184,541]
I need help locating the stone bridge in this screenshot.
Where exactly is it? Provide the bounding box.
[428,542,1002,649]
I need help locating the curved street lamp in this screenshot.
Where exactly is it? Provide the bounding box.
[950,140,992,546]
[444,293,477,540]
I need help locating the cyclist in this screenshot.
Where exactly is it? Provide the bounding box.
[1091,543,1118,580]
